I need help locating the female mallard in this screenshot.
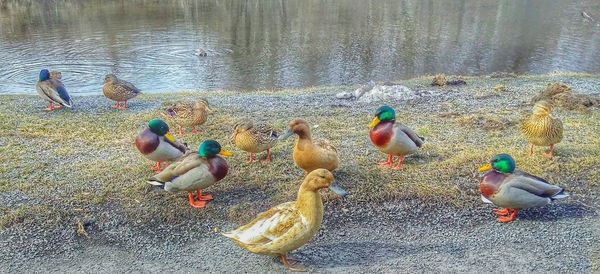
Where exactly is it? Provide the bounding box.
[222,169,347,271]
[161,99,212,135]
[36,69,72,111]
[479,154,569,223]
[520,100,563,159]
[369,106,424,170]
[147,140,232,208]
[280,119,339,173]
[135,119,187,172]
[230,118,278,164]
[102,74,141,110]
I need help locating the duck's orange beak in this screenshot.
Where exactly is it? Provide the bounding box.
[479,163,492,172]
[219,148,233,157]
[369,117,380,129]
[164,132,176,143]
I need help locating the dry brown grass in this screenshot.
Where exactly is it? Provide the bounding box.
[431,74,448,86]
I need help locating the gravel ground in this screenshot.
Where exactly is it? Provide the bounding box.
[1,73,599,273]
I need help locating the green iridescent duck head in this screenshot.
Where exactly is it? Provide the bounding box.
[369,105,396,129]
[198,140,233,158]
[479,153,516,174]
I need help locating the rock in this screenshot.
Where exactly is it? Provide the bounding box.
[357,84,418,103]
[354,81,375,99]
[335,91,353,99]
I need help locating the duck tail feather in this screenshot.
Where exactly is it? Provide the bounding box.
[551,189,570,200]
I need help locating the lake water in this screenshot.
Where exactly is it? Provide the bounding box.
[1,0,599,95]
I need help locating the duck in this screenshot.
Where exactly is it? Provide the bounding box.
[222,169,347,271]
[36,69,73,111]
[479,153,569,223]
[369,105,425,170]
[520,100,563,159]
[49,71,62,80]
[230,118,278,164]
[147,140,232,208]
[161,99,211,135]
[279,119,339,173]
[102,74,141,110]
[135,119,187,173]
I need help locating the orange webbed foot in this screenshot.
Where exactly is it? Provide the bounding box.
[496,209,519,223]
[280,254,306,272]
[378,154,393,167]
[493,208,510,216]
[150,162,162,173]
[195,190,213,201]
[188,192,209,208]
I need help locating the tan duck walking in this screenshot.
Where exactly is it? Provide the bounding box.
[102,74,141,110]
[479,154,569,223]
[521,100,563,159]
[230,118,278,164]
[162,99,211,135]
[280,119,339,173]
[222,169,347,271]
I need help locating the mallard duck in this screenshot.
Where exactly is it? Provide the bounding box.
[222,169,347,271]
[102,74,141,110]
[135,119,187,172]
[479,154,569,223]
[230,118,278,164]
[369,106,424,170]
[279,119,339,173]
[147,140,232,208]
[36,69,72,111]
[520,100,563,159]
[161,99,211,135]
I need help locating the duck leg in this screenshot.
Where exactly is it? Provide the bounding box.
[187,192,208,208]
[44,102,56,111]
[262,148,272,164]
[279,254,306,272]
[177,125,185,136]
[493,208,510,216]
[247,153,256,163]
[122,100,128,109]
[529,144,534,157]
[378,154,393,167]
[497,209,519,223]
[544,145,554,159]
[151,162,162,173]
[112,101,121,109]
[191,126,201,134]
[392,155,405,170]
[195,189,213,201]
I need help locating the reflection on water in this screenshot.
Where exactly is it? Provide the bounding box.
[0,0,599,94]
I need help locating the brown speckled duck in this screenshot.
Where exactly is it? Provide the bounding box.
[280,119,339,174]
[230,118,278,164]
[520,100,563,159]
[222,169,347,271]
[135,119,187,172]
[162,99,212,135]
[479,154,569,223]
[103,74,141,110]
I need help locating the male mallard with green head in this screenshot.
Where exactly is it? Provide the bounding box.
[135,119,187,172]
[521,100,563,159]
[147,140,232,208]
[230,118,278,164]
[103,74,141,110]
[479,154,569,223]
[36,69,73,111]
[369,106,424,170]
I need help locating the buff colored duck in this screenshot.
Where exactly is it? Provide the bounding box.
[36,69,72,111]
[369,106,424,170]
[135,119,187,172]
[147,140,232,208]
[222,169,346,271]
[479,154,569,223]
[230,118,278,164]
[520,100,563,159]
[161,99,212,135]
[102,74,141,110]
[280,119,339,173]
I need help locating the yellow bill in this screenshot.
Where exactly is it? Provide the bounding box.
[479,163,492,172]
[219,148,233,157]
[164,132,176,143]
[369,117,380,129]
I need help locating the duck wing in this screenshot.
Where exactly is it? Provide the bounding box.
[37,80,72,107]
[507,171,565,198]
[149,151,204,183]
[223,202,307,252]
[397,124,424,148]
[313,138,337,153]
[251,123,278,145]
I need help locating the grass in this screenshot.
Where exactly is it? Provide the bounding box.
[0,72,599,230]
